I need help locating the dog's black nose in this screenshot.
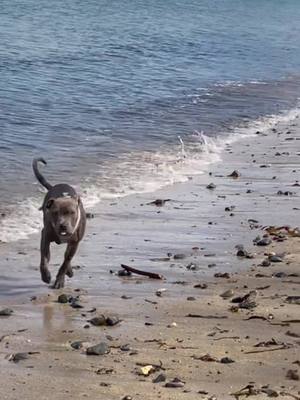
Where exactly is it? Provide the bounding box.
[60,224,67,231]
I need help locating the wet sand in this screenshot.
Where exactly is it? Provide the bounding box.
[0,116,300,400]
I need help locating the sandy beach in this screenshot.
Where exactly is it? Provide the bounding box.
[0,115,300,400]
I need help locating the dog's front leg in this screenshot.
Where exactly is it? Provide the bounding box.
[53,241,79,289]
[40,229,51,284]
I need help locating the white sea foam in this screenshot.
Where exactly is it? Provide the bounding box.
[0,106,299,243]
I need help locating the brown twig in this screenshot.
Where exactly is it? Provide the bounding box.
[121,264,164,280]
[186,314,228,319]
[213,336,240,341]
[244,344,292,354]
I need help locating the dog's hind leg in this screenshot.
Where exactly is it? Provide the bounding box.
[40,229,51,284]
[53,241,79,289]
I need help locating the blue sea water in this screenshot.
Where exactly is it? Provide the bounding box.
[0,0,300,241]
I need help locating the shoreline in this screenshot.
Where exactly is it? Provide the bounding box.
[0,115,300,399]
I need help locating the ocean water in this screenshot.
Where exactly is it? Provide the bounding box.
[1,0,300,242]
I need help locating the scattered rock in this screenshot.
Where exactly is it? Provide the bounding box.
[220,289,234,299]
[71,341,84,350]
[214,272,230,279]
[220,357,235,364]
[88,314,120,327]
[194,354,218,362]
[232,291,257,309]
[86,342,109,356]
[186,262,200,271]
[153,373,167,383]
[269,255,283,263]
[0,308,14,316]
[206,183,216,190]
[85,212,95,219]
[57,294,70,304]
[187,296,196,301]
[236,246,254,258]
[261,259,271,267]
[285,296,300,305]
[165,378,185,388]
[255,237,272,246]
[70,297,84,309]
[89,316,107,326]
[148,199,171,206]
[228,170,240,178]
[194,283,208,289]
[106,316,121,326]
[173,253,186,260]
[286,369,299,381]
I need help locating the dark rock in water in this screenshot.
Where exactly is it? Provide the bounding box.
[206,183,216,190]
[106,316,121,326]
[148,199,170,206]
[153,373,167,383]
[187,296,196,301]
[285,296,300,305]
[57,294,70,304]
[194,283,208,289]
[118,269,132,277]
[85,212,95,219]
[225,206,235,212]
[277,190,293,196]
[174,253,186,260]
[165,378,185,388]
[86,342,109,356]
[220,357,235,364]
[0,308,14,316]
[214,272,230,279]
[228,170,240,178]
[220,290,234,299]
[186,262,199,271]
[71,341,84,350]
[70,298,84,309]
[88,316,106,326]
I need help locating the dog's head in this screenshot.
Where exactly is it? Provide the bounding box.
[46,196,81,239]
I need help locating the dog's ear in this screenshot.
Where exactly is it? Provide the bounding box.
[46,198,55,209]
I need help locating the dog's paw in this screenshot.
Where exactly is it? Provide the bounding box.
[41,269,51,284]
[66,266,74,278]
[52,276,65,289]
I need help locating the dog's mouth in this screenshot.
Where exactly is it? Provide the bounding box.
[59,228,71,237]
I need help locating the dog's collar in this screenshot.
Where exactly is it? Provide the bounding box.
[71,207,81,236]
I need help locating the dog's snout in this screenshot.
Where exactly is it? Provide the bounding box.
[60,223,67,231]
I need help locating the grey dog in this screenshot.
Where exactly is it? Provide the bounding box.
[33,158,86,289]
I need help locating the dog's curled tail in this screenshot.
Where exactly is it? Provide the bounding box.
[32,158,52,190]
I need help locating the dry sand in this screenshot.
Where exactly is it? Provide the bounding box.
[0,116,300,400]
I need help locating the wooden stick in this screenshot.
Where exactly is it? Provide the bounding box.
[244,345,291,355]
[121,264,164,280]
[186,314,228,319]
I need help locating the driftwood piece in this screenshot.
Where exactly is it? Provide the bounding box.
[121,264,164,280]
[245,344,292,355]
[186,314,228,319]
